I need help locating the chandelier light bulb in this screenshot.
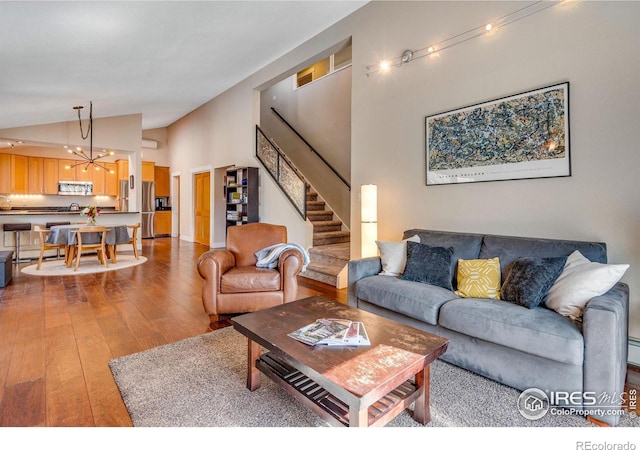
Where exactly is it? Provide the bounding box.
[379,60,390,72]
[428,46,435,53]
[485,23,493,32]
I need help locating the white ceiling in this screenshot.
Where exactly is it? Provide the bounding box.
[0,1,366,131]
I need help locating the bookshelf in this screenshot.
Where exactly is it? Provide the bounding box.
[224,166,259,227]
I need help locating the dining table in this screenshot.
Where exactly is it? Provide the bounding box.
[46,224,131,268]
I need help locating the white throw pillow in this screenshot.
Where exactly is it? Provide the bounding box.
[545,250,629,320]
[376,234,420,276]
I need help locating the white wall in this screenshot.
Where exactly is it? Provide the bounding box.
[350,1,640,337]
[167,1,640,339]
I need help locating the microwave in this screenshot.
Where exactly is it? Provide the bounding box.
[58,181,93,196]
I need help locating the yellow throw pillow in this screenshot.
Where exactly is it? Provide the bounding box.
[455,257,501,300]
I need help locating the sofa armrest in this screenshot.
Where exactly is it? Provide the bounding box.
[582,282,629,426]
[197,250,235,317]
[347,257,382,308]
[278,248,304,303]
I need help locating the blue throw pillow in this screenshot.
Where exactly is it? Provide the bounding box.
[501,256,567,308]
[400,241,454,291]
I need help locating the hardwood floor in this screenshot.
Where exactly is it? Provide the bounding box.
[0,237,636,426]
[0,237,345,426]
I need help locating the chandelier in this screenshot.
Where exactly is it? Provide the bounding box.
[65,101,115,173]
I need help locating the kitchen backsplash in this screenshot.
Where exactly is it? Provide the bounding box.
[5,194,116,209]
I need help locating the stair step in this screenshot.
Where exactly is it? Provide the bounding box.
[306,192,318,201]
[311,220,342,232]
[308,243,350,266]
[306,200,326,211]
[307,210,334,222]
[313,231,350,246]
[300,262,346,287]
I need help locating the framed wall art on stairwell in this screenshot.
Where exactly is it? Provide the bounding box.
[425,82,570,186]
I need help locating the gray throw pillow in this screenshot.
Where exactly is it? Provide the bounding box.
[400,241,454,291]
[501,256,567,309]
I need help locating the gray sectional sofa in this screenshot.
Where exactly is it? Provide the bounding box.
[348,229,629,425]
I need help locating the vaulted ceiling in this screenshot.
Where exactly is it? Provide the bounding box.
[0,1,366,131]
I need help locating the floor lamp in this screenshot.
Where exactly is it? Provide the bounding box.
[361,184,378,258]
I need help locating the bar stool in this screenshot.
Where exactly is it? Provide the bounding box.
[3,223,32,264]
[45,221,71,260]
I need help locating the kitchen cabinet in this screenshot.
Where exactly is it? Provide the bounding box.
[43,157,59,194]
[117,159,128,181]
[59,159,76,181]
[154,210,172,236]
[154,166,170,197]
[28,157,43,194]
[105,163,118,196]
[0,154,10,193]
[92,166,105,195]
[10,155,29,194]
[142,161,155,182]
[75,163,93,182]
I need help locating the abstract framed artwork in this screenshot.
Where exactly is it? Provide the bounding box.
[425,82,570,185]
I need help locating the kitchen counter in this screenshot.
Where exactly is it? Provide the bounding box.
[0,209,142,260]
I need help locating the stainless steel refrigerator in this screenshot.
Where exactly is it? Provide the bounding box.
[142,181,155,238]
[118,180,129,212]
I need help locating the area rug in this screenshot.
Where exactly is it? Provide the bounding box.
[108,327,639,427]
[21,254,147,276]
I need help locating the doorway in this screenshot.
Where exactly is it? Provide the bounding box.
[194,171,210,246]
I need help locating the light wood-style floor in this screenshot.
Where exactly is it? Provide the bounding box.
[0,237,345,426]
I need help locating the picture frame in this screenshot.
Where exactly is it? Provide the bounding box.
[425,82,570,185]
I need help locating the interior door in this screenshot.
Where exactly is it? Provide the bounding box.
[194,171,210,246]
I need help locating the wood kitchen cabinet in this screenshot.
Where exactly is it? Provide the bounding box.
[154,165,170,197]
[142,161,155,182]
[92,167,105,195]
[43,157,59,194]
[117,159,128,181]
[59,159,77,181]
[154,210,172,236]
[105,162,118,196]
[10,155,29,194]
[0,154,10,193]
[28,156,44,194]
[75,164,93,182]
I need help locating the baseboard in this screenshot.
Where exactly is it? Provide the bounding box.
[629,337,640,366]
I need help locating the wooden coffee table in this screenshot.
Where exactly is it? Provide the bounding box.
[231,296,448,427]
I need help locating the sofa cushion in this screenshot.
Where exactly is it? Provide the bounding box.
[478,234,607,284]
[221,266,281,293]
[376,234,420,276]
[400,241,454,290]
[403,230,483,288]
[355,275,459,325]
[439,298,584,365]
[455,257,501,300]
[501,256,567,308]
[545,250,629,320]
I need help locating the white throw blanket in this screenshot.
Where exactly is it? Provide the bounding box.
[255,243,310,271]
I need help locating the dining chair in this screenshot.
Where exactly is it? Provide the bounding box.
[116,222,140,260]
[33,225,68,270]
[74,226,110,271]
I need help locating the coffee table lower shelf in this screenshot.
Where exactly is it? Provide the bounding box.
[256,352,420,427]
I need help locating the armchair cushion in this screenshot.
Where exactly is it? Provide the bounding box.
[221,266,281,293]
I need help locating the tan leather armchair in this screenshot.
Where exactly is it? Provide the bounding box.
[197,223,304,323]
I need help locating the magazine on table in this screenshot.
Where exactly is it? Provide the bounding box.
[288,318,370,346]
[323,321,370,347]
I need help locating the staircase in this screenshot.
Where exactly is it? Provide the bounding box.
[300,187,350,288]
